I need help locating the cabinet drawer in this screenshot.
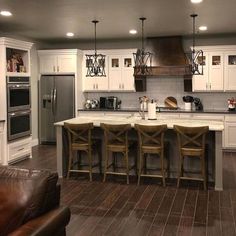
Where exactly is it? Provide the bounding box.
[192,114,224,121]
[8,137,32,162]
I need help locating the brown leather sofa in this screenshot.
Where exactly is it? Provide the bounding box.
[0,166,71,236]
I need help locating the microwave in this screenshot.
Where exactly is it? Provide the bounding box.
[100,96,121,110]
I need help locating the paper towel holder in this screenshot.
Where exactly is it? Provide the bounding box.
[148,99,157,120]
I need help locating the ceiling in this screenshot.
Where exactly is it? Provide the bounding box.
[0,0,236,42]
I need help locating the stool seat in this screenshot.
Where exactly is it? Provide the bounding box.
[101,123,132,184]
[174,125,209,190]
[135,124,168,186]
[64,122,102,181]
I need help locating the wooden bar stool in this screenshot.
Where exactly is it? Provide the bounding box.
[101,123,132,184]
[64,122,102,181]
[173,125,209,190]
[135,124,167,186]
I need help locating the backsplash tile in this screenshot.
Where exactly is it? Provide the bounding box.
[85,77,235,110]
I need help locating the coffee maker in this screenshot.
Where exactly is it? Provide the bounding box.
[193,97,203,111]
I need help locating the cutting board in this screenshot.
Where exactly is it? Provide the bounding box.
[164,96,178,108]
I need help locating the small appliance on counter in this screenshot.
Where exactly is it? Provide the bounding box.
[193,97,203,111]
[148,99,157,120]
[99,96,121,110]
[228,97,236,111]
[183,96,194,110]
[84,99,99,109]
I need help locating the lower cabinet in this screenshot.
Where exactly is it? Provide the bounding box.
[8,137,32,163]
[224,116,236,148]
[0,122,4,164]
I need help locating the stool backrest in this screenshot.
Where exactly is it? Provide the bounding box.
[64,122,93,146]
[101,123,131,146]
[173,125,209,149]
[134,124,167,147]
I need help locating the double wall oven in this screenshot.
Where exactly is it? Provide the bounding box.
[7,76,31,141]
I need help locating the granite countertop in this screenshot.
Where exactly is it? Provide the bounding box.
[55,115,224,131]
[77,108,236,114]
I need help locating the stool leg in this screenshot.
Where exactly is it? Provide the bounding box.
[177,154,183,188]
[113,153,117,172]
[103,149,109,182]
[98,145,103,175]
[138,151,143,185]
[161,150,166,187]
[124,151,129,184]
[88,148,92,181]
[67,150,73,179]
[201,155,207,190]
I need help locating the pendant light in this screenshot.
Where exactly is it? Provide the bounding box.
[86,20,106,77]
[189,14,204,75]
[133,17,153,76]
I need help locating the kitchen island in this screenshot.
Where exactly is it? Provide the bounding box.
[55,115,224,190]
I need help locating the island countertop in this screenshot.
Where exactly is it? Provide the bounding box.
[55,115,224,131]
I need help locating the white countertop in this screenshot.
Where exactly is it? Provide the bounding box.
[55,115,224,131]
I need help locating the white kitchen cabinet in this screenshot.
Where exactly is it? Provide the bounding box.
[0,122,4,164]
[193,48,224,91]
[8,137,32,163]
[224,52,236,91]
[82,49,135,92]
[109,54,135,91]
[82,50,109,92]
[38,50,77,74]
[224,116,236,149]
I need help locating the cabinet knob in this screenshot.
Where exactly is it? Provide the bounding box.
[96,84,98,89]
[57,66,59,72]
[53,66,55,72]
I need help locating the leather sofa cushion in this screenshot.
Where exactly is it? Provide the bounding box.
[0,166,58,235]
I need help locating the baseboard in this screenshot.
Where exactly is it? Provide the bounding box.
[31,138,39,147]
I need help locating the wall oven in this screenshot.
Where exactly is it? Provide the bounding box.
[7,76,31,112]
[8,110,31,141]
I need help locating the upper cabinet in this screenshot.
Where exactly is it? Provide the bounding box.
[38,50,77,74]
[82,49,136,92]
[109,54,135,91]
[193,48,224,92]
[224,52,236,91]
[82,50,109,91]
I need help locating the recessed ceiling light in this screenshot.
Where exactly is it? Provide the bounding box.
[129,29,137,35]
[191,0,203,3]
[66,32,74,37]
[0,10,12,16]
[199,25,207,31]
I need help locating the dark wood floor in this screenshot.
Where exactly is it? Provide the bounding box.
[13,145,236,236]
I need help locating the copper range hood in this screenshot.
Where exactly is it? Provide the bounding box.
[134,36,192,92]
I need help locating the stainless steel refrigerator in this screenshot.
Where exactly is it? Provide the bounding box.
[39,75,75,144]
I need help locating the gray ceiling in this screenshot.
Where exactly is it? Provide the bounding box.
[0,0,236,42]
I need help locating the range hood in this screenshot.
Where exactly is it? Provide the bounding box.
[134,36,192,91]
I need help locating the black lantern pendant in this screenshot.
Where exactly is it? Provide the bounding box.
[133,17,153,76]
[189,14,204,75]
[86,20,106,77]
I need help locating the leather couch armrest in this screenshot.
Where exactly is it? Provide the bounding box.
[9,206,71,236]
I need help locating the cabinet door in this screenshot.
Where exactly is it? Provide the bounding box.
[209,53,224,91]
[83,77,96,91]
[122,56,135,91]
[57,55,76,73]
[193,53,208,91]
[109,56,122,91]
[224,53,236,91]
[224,122,236,148]
[39,55,57,73]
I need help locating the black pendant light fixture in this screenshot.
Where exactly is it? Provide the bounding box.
[86,20,106,77]
[133,17,153,76]
[189,14,204,75]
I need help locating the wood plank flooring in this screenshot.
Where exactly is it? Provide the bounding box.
[13,146,236,236]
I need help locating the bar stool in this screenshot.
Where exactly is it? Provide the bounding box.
[173,125,209,190]
[101,123,132,184]
[135,124,168,186]
[64,122,102,181]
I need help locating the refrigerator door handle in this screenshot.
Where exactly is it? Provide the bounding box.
[50,89,55,115]
[53,88,57,114]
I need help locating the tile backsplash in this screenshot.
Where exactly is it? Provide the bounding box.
[85,77,235,110]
